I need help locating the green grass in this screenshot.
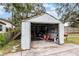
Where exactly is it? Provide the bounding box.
[68,33,79,36]
[0,40,21,56]
[65,33,79,44]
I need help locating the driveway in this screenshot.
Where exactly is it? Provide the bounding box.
[5,41,79,56]
[48,48,79,56]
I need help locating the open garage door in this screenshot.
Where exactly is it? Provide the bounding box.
[31,23,59,42]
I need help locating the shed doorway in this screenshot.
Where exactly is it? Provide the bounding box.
[31,23,59,47]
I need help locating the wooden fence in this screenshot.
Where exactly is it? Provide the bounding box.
[64,27,79,33]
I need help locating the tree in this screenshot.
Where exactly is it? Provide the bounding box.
[1,3,46,26]
[54,3,79,27]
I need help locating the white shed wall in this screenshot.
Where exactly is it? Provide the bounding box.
[21,21,31,50]
[59,23,64,44]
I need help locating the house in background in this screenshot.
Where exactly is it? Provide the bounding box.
[21,13,64,50]
[0,18,15,33]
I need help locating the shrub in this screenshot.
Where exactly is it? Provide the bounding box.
[0,33,7,47]
[0,27,20,47]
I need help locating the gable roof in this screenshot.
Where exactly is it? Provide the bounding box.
[0,22,6,25]
[0,18,15,26]
[23,13,62,24]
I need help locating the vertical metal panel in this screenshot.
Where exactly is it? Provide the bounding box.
[21,21,31,50]
[59,23,64,44]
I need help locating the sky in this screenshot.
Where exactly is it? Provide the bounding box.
[43,3,56,11]
[0,6,12,19]
[0,3,58,19]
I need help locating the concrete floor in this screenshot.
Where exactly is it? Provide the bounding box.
[31,40,59,48]
[5,40,79,56]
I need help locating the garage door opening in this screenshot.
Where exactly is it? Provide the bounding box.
[31,23,59,43]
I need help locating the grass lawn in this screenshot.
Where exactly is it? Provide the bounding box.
[68,33,79,37]
[65,33,79,44]
[0,40,21,56]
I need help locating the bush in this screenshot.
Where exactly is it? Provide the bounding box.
[0,31,14,47]
[0,27,20,47]
[0,33,7,47]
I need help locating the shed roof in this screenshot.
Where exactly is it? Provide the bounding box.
[23,13,62,24]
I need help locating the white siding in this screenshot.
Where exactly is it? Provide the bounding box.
[6,23,13,28]
[0,20,15,29]
[2,25,6,33]
[0,24,6,33]
[59,23,64,44]
[21,21,31,50]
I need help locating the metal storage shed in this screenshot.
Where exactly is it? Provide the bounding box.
[21,13,64,50]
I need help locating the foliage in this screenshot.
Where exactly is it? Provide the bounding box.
[1,3,46,27]
[60,11,79,27]
[0,33,7,47]
[55,3,79,17]
[54,3,79,27]
[0,27,20,47]
[0,40,20,55]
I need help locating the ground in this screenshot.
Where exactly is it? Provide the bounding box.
[65,33,79,44]
[0,33,79,56]
[49,48,79,56]
[5,41,79,56]
[0,40,20,55]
